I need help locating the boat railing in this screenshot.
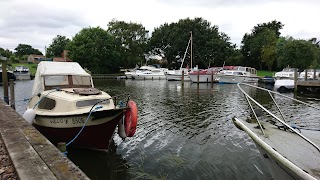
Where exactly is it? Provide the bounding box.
[237,83,320,152]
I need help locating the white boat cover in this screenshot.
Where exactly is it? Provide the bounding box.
[32,61,91,96]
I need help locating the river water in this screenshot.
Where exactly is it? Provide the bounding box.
[2,79,320,180]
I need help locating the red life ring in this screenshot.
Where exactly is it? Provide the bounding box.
[124,100,138,137]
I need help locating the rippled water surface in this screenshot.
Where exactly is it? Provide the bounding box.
[3,79,320,180]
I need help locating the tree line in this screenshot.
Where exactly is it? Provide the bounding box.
[1,18,319,73]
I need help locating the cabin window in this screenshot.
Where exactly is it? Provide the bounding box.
[76,99,110,108]
[44,76,69,86]
[38,97,56,110]
[72,76,91,86]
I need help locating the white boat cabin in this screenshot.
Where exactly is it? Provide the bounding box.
[222,66,257,76]
[32,61,93,96]
[274,68,298,79]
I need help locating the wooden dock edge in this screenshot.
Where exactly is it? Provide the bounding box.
[0,100,90,180]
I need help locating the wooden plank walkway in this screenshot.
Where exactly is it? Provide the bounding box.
[0,100,90,180]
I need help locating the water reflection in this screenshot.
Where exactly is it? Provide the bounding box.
[1,80,295,180]
[96,80,273,180]
[67,141,130,180]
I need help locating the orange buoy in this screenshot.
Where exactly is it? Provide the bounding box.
[124,100,138,137]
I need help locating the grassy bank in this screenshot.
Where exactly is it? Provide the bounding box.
[257,70,275,77]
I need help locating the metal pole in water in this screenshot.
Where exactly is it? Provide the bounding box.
[9,79,15,109]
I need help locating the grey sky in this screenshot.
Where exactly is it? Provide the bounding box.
[0,0,319,54]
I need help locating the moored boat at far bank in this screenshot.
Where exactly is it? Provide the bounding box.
[216,66,259,84]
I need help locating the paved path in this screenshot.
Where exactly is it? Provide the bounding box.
[0,100,90,180]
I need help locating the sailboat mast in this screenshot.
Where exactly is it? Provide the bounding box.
[190,31,193,69]
[180,38,191,69]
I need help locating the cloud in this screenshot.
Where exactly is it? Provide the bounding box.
[0,0,319,53]
[0,0,89,52]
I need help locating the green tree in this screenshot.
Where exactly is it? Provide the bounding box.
[259,29,278,70]
[67,26,120,73]
[240,20,284,70]
[0,47,13,58]
[276,37,318,70]
[14,44,42,58]
[107,20,149,68]
[46,35,70,57]
[148,17,235,69]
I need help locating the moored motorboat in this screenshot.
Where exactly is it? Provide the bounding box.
[165,68,191,81]
[188,67,223,83]
[0,69,16,82]
[233,83,320,180]
[13,65,31,80]
[217,66,259,84]
[23,61,138,151]
[132,65,168,80]
[258,76,275,84]
[298,69,320,80]
[274,67,298,79]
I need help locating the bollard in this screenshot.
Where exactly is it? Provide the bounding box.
[57,142,67,155]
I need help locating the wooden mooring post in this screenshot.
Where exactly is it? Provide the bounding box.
[211,71,214,87]
[9,79,15,109]
[294,68,298,93]
[1,56,9,104]
[181,70,184,86]
[197,70,200,87]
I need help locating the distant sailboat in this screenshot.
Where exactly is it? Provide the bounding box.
[165,32,193,81]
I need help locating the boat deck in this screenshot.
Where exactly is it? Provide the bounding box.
[234,118,320,179]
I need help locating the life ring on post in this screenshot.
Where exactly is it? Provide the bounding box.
[124,100,138,137]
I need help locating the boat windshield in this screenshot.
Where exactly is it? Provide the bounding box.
[237,67,246,71]
[282,68,295,72]
[44,75,92,90]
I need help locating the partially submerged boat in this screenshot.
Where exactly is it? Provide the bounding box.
[233,83,320,179]
[274,79,294,92]
[23,61,138,151]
